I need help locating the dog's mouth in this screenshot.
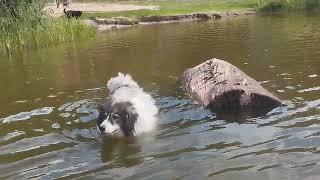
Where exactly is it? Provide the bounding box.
[104,129,118,135]
[98,126,118,135]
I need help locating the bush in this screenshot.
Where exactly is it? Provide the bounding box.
[305,0,320,9]
[259,0,288,11]
[259,0,320,11]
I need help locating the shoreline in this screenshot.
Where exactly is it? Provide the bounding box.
[46,2,256,32]
[45,2,159,17]
[83,11,255,32]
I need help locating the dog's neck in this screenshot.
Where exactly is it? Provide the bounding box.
[110,84,138,94]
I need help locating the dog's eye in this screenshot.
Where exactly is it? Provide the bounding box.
[111,113,120,121]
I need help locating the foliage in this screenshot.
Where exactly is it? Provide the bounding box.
[259,0,320,11]
[0,0,95,54]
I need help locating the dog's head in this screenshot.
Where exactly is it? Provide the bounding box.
[97,99,138,137]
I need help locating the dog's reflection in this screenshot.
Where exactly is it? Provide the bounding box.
[100,137,142,167]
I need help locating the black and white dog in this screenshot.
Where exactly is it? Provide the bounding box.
[97,73,158,137]
[63,8,82,20]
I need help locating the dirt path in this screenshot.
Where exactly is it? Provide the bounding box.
[45,2,158,17]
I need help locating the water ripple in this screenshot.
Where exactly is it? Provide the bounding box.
[0,107,54,123]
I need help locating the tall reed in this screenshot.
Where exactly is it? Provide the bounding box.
[0,0,95,54]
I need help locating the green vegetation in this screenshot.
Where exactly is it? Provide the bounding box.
[258,0,320,11]
[0,0,95,54]
[2,0,320,54]
[80,0,320,19]
[81,0,258,19]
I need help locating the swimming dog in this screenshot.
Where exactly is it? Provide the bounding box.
[97,73,158,137]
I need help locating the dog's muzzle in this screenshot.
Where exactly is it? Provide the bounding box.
[99,119,119,135]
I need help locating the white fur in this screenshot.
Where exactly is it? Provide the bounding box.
[100,114,119,134]
[107,73,158,135]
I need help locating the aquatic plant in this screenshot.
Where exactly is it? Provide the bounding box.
[0,0,95,54]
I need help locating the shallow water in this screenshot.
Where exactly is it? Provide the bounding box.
[0,13,320,179]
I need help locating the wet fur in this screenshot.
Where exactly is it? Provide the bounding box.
[98,100,138,136]
[97,73,158,137]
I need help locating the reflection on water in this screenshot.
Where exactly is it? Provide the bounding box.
[0,13,320,179]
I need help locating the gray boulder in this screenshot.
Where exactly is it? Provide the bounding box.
[181,58,281,118]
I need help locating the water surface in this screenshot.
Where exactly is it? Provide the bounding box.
[0,13,320,179]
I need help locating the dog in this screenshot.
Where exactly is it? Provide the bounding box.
[63,8,82,20]
[97,73,158,137]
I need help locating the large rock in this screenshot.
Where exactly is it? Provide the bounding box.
[181,58,281,118]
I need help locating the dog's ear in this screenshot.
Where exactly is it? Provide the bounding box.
[97,99,112,125]
[114,103,138,136]
[127,107,138,123]
[123,106,138,136]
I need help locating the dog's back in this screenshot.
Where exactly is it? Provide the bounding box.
[75,11,82,18]
[63,8,82,19]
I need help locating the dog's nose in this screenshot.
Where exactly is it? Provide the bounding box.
[98,126,105,133]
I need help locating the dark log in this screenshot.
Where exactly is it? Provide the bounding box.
[181,58,281,119]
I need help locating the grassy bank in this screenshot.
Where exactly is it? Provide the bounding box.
[80,0,320,19]
[81,0,258,19]
[0,1,95,54]
[2,0,319,54]
[259,0,320,11]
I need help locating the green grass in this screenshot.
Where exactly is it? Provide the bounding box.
[1,19,95,53]
[0,1,95,54]
[2,0,318,54]
[81,0,258,19]
[79,0,320,19]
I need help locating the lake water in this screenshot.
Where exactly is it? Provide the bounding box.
[0,13,320,179]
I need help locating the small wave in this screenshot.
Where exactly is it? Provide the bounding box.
[0,130,25,142]
[1,107,54,123]
[298,86,320,93]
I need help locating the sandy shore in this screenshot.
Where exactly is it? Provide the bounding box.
[45,2,158,17]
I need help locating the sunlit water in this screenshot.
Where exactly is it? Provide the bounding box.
[0,13,320,179]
